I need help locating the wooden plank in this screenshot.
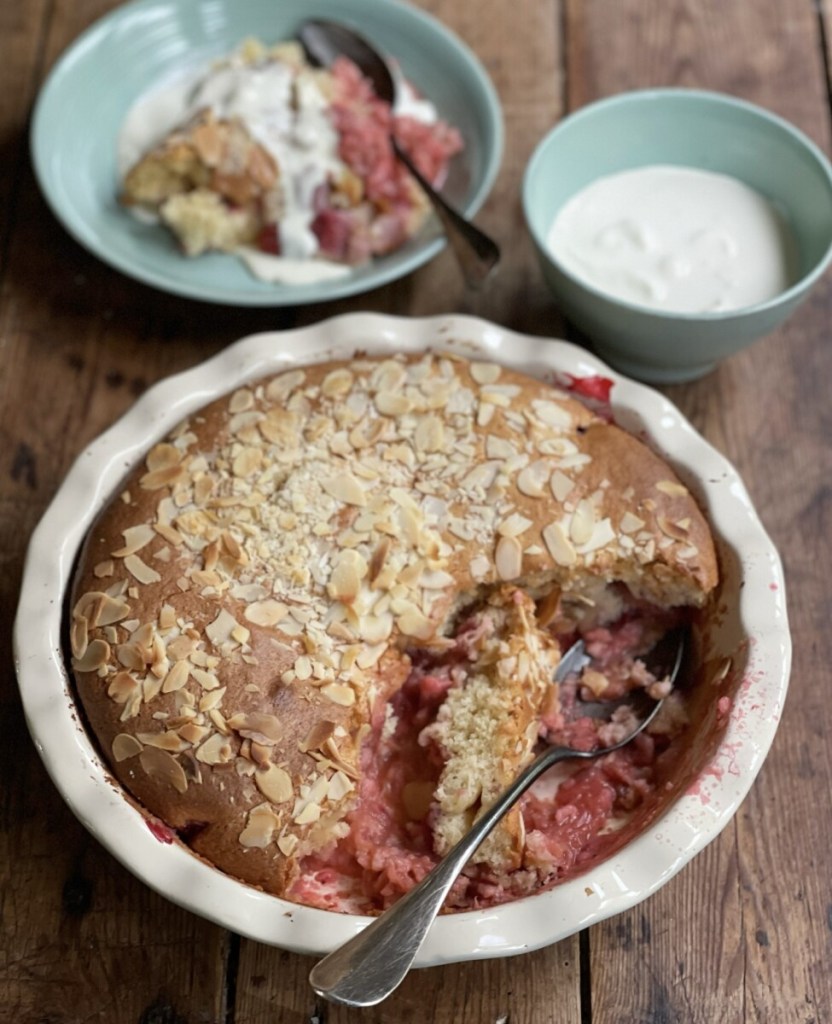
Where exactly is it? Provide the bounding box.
[232,942,581,1024]
[232,1,580,1022]
[0,2,240,1021]
[565,0,832,1020]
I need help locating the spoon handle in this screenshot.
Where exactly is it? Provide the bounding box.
[308,742,579,1008]
[393,140,500,289]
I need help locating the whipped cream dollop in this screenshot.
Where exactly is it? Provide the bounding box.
[546,165,797,313]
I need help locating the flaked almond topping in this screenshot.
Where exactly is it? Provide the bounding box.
[376,391,411,416]
[321,682,356,707]
[570,498,596,545]
[470,361,502,385]
[277,833,299,856]
[367,537,391,586]
[136,730,190,753]
[239,803,281,848]
[178,722,210,746]
[293,801,321,826]
[265,369,305,403]
[111,524,156,558]
[232,446,262,479]
[517,460,551,498]
[322,471,367,507]
[226,711,283,743]
[93,560,115,578]
[145,442,181,472]
[486,435,515,460]
[532,399,572,429]
[191,668,220,691]
[196,732,235,765]
[619,511,645,534]
[244,599,288,628]
[469,554,490,580]
[477,401,496,427]
[294,655,313,681]
[658,516,690,542]
[549,469,574,503]
[355,612,391,645]
[355,642,388,670]
[70,617,89,660]
[299,720,337,753]
[162,660,191,693]
[328,549,367,605]
[656,479,689,497]
[140,464,187,491]
[497,513,533,538]
[543,522,577,566]
[321,368,354,398]
[139,746,188,794]
[158,604,177,631]
[228,387,255,413]
[112,733,143,762]
[328,770,354,803]
[205,608,242,647]
[495,535,523,580]
[73,638,111,673]
[414,414,444,453]
[124,554,161,586]
[255,763,293,804]
[74,591,130,628]
[107,671,140,704]
[396,606,434,641]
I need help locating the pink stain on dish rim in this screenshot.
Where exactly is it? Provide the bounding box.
[146,819,175,844]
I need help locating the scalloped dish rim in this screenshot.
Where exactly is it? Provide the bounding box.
[13,313,791,964]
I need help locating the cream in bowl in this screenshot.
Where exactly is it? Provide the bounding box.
[545,165,798,314]
[523,89,832,382]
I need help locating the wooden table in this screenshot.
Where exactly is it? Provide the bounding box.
[2,1,830,1021]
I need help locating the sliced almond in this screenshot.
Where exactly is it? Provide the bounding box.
[112,733,143,762]
[73,639,111,673]
[570,498,596,545]
[139,746,188,794]
[322,472,367,507]
[320,682,356,707]
[124,554,161,586]
[517,460,551,498]
[239,803,281,848]
[162,660,191,693]
[656,479,689,497]
[255,764,293,805]
[495,535,522,580]
[620,511,645,534]
[111,523,156,557]
[321,368,354,397]
[497,513,534,538]
[244,599,288,628]
[543,522,577,566]
[470,362,502,385]
[196,732,235,765]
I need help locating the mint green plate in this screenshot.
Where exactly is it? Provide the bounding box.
[31,0,503,305]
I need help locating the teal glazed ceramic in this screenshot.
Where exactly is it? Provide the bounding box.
[523,89,832,382]
[31,0,503,306]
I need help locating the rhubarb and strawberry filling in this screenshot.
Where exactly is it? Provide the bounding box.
[290,584,688,914]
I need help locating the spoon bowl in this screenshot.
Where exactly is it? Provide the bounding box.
[298,18,501,288]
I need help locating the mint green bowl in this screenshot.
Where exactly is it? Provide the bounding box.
[523,89,832,382]
[31,0,502,306]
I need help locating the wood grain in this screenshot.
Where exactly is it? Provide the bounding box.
[566,1,832,1021]
[2,0,832,1020]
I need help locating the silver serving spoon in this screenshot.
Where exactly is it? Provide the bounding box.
[298,19,501,288]
[309,628,687,1008]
